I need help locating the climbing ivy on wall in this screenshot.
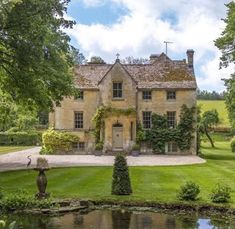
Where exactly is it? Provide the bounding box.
[138,105,196,153]
[92,106,136,144]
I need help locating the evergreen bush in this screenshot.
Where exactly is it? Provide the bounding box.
[210,184,231,203]
[177,181,200,201]
[112,154,132,195]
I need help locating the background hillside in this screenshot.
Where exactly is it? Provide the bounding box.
[197,100,230,128]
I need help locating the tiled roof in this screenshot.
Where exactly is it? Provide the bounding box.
[74,54,197,89]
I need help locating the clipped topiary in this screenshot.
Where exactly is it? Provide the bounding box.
[112,154,132,195]
[177,181,200,201]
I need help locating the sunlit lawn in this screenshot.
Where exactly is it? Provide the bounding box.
[0,146,33,155]
[0,141,234,207]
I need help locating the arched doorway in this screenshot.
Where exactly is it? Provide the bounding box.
[112,122,123,149]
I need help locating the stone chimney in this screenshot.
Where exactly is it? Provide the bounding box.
[186,49,194,75]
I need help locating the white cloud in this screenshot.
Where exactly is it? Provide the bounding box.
[80,0,106,7]
[66,0,233,91]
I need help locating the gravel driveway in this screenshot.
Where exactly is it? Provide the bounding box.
[0,147,206,171]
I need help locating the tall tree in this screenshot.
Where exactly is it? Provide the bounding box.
[215,2,235,132]
[0,0,75,110]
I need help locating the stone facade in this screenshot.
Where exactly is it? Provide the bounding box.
[49,50,197,155]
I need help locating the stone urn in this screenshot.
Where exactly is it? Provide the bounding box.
[131,144,140,156]
[34,157,50,199]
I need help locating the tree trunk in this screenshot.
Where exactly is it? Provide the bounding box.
[205,128,215,148]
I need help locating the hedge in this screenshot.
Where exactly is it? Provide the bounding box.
[0,132,41,146]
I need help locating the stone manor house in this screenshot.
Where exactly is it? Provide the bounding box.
[49,50,197,155]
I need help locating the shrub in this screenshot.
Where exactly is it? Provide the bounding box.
[41,128,79,154]
[0,187,3,200]
[231,137,235,152]
[95,141,103,151]
[177,181,200,201]
[0,189,53,211]
[112,154,132,195]
[132,144,140,151]
[210,184,231,203]
[0,131,40,146]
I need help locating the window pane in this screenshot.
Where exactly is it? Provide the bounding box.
[167,111,176,128]
[143,91,152,100]
[113,82,123,98]
[167,91,176,100]
[74,112,83,129]
[143,111,152,129]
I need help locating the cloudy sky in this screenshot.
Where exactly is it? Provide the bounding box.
[65,0,234,92]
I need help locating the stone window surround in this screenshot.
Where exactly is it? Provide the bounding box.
[142,111,152,129]
[142,90,152,100]
[166,142,178,153]
[74,111,84,129]
[167,111,176,128]
[166,90,176,100]
[112,81,123,99]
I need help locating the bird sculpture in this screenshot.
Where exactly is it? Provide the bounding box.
[27,155,32,168]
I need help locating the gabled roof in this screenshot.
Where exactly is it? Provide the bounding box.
[74,54,197,90]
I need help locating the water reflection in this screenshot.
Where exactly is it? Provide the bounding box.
[2,209,235,229]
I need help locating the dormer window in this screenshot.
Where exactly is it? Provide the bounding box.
[142,91,152,100]
[113,82,122,98]
[167,91,176,100]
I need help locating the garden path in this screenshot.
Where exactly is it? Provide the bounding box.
[0,147,206,171]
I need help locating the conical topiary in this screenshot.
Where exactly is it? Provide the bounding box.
[111,154,132,195]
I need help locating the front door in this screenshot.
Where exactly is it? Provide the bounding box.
[112,124,123,149]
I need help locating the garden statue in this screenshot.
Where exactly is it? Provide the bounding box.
[34,157,50,199]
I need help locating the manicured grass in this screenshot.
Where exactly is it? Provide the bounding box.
[197,100,230,128]
[0,141,234,207]
[0,146,33,155]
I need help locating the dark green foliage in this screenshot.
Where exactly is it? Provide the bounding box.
[215,2,235,68]
[215,2,235,132]
[95,141,103,151]
[0,132,40,146]
[177,181,200,201]
[210,184,231,203]
[197,89,225,100]
[145,105,195,153]
[224,74,235,133]
[0,186,3,200]
[112,154,132,195]
[177,105,196,150]
[0,0,76,109]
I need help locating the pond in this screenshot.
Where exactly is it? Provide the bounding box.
[1,209,235,229]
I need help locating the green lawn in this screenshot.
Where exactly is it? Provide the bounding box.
[0,146,33,155]
[197,100,230,128]
[0,141,234,207]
